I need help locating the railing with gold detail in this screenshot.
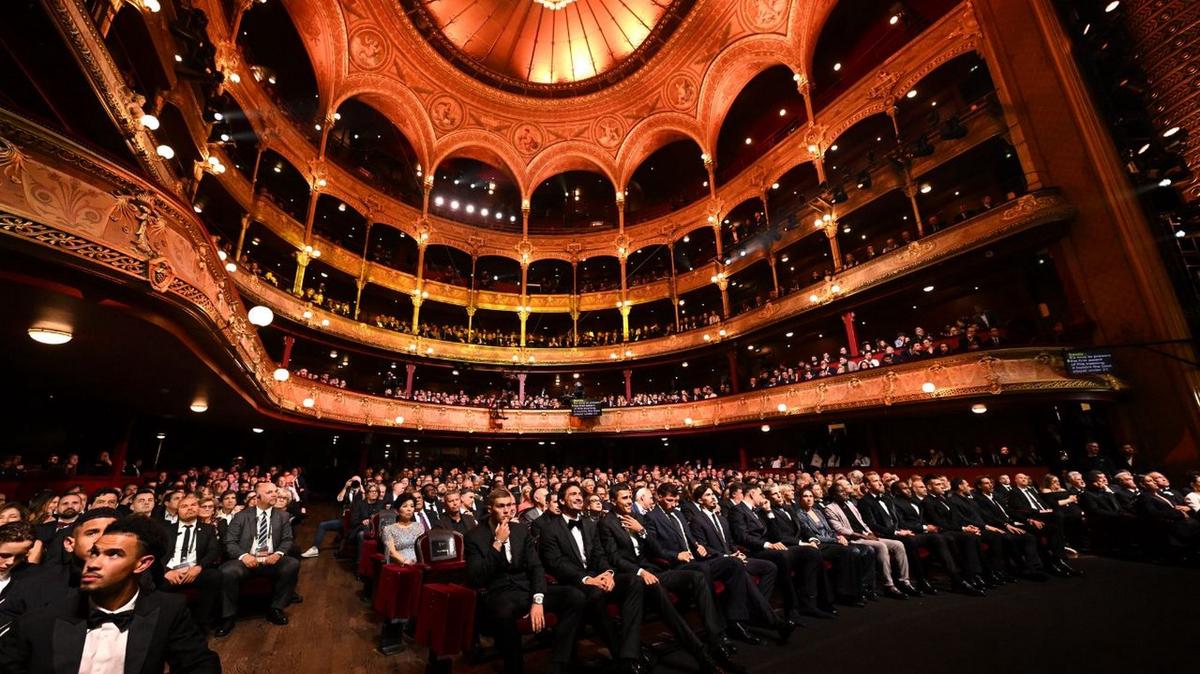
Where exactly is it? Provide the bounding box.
[236,188,1074,365]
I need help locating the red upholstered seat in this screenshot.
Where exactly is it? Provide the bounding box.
[358,538,383,578]
[416,530,468,583]
[415,583,477,657]
[372,563,423,619]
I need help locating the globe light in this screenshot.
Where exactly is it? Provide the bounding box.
[273,367,290,381]
[247,305,274,327]
[922,382,936,394]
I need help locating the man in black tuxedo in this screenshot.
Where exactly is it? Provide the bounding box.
[1008,474,1081,576]
[157,494,222,634]
[1,509,123,630]
[34,492,84,567]
[537,482,644,674]
[1136,474,1200,549]
[435,491,478,535]
[919,478,995,591]
[420,484,445,522]
[1079,472,1138,550]
[600,483,742,674]
[729,485,831,619]
[859,473,941,595]
[465,488,584,674]
[216,481,300,636]
[0,516,219,673]
[888,480,982,595]
[0,523,35,611]
[770,487,868,603]
[972,477,1047,580]
[648,483,793,646]
[1110,471,1141,513]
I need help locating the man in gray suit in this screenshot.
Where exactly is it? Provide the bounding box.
[215,481,300,637]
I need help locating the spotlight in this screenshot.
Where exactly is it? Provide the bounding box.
[251,427,264,433]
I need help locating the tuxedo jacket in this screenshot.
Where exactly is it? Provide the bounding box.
[0,589,220,674]
[223,507,294,559]
[727,503,773,550]
[892,496,929,532]
[1007,487,1052,521]
[1137,492,1187,522]
[644,507,699,559]
[0,562,76,630]
[857,493,902,537]
[464,518,546,597]
[598,511,666,574]
[921,495,964,531]
[537,514,613,585]
[975,492,1019,527]
[1111,486,1140,513]
[949,495,987,528]
[688,508,737,555]
[518,506,545,523]
[1080,487,1124,518]
[765,506,815,546]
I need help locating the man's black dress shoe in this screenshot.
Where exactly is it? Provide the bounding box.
[214,618,236,637]
[775,619,796,645]
[899,582,922,597]
[917,579,939,595]
[267,608,289,625]
[952,578,985,597]
[883,586,908,600]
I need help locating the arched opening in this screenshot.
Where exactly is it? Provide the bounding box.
[727,259,775,315]
[328,98,423,208]
[302,257,358,316]
[625,139,709,224]
[417,298,471,340]
[527,259,573,295]
[719,198,768,256]
[577,255,621,293]
[676,285,723,332]
[766,162,821,233]
[628,298,675,341]
[774,234,834,297]
[359,283,415,334]
[423,244,474,289]
[475,256,521,294]
[810,0,962,110]
[626,245,672,288]
[836,190,913,268]
[823,114,899,209]
[673,227,718,273]
[367,225,419,276]
[155,102,203,182]
[429,157,522,232]
[312,194,368,253]
[525,312,575,347]
[237,0,320,130]
[575,308,624,347]
[528,171,617,233]
[914,136,1028,232]
[714,65,808,185]
[192,173,244,249]
[105,6,172,105]
[238,221,297,290]
[255,150,310,222]
[893,53,994,141]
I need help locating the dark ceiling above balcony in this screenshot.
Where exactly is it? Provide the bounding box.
[400,0,695,97]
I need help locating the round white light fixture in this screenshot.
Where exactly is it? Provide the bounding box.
[777,403,788,413]
[394,415,405,425]
[155,144,175,159]
[251,427,264,434]
[139,113,160,130]
[224,261,237,273]
[273,367,290,381]
[247,305,274,327]
[921,382,936,394]
[27,327,73,345]
[143,0,162,12]
[190,401,208,413]
[302,397,315,408]
[684,417,694,426]
[923,285,935,293]
[761,424,771,433]
[971,403,988,414]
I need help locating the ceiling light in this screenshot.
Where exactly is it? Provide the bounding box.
[1159,178,1173,187]
[1163,126,1180,138]
[921,382,936,394]
[889,14,900,24]
[273,367,290,381]
[919,183,932,194]
[778,109,787,116]
[923,285,934,292]
[760,424,771,433]
[833,62,842,71]
[156,432,166,440]
[1175,230,1186,238]
[143,0,161,12]
[139,113,160,130]
[771,182,780,190]
[302,397,315,408]
[906,89,918,99]
[744,137,752,145]
[681,361,689,368]
[777,403,787,413]
[190,401,208,413]
[224,261,237,273]
[27,326,72,345]
[971,403,988,414]
[247,305,274,327]
[228,72,240,83]
[450,200,459,210]
[251,427,264,434]
[155,145,175,159]
[785,331,794,338]
[394,416,405,424]
[1105,1,1119,12]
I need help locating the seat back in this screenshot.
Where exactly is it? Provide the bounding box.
[417,529,464,564]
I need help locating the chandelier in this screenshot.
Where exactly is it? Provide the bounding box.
[535,0,577,9]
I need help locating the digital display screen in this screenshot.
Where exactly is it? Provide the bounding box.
[570,399,604,418]
[1064,349,1115,375]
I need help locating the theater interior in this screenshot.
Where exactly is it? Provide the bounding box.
[0,0,1197,672]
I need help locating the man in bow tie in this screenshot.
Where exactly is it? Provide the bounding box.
[0,515,219,673]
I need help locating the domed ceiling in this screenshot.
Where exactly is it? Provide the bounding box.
[402,0,696,96]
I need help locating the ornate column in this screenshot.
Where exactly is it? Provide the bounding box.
[824,220,842,272]
[767,249,780,296]
[521,198,530,237]
[353,221,372,319]
[712,267,730,318]
[619,302,632,342]
[571,259,579,345]
[795,73,815,129]
[317,113,334,160]
[842,311,859,356]
[353,279,365,320]
[466,305,476,341]
[809,143,827,184]
[291,248,309,295]
[410,292,424,335]
[234,212,251,261]
[702,153,716,199]
[903,176,926,237]
[709,206,724,260]
[886,102,901,140]
[668,242,680,331]
[616,192,625,233]
[517,372,527,406]
[623,369,632,403]
[726,349,740,394]
[404,363,416,397]
[517,305,530,348]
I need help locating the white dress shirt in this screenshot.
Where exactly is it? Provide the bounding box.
[252,507,274,555]
[562,515,587,564]
[80,592,138,674]
[169,521,199,569]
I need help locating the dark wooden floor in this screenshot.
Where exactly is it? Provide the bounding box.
[211,508,1199,674]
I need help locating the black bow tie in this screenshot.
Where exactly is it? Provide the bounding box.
[566,519,581,530]
[88,608,135,632]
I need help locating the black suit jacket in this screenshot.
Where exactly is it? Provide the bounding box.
[644,507,698,559]
[728,503,772,550]
[689,508,737,555]
[435,513,478,536]
[921,495,963,531]
[1137,492,1187,522]
[765,506,814,545]
[537,514,612,585]
[163,521,220,569]
[1008,487,1051,521]
[975,492,1018,527]
[465,519,546,596]
[598,511,664,574]
[858,493,902,537]
[892,496,928,532]
[1111,486,1140,513]
[949,495,987,528]
[0,589,219,674]
[1080,487,1123,518]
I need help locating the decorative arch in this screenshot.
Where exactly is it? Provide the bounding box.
[525,142,619,197]
[789,0,843,78]
[332,76,436,171]
[616,113,707,190]
[697,34,802,153]
[892,43,984,104]
[279,0,349,113]
[429,129,530,196]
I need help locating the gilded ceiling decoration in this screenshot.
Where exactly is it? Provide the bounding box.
[402,0,695,96]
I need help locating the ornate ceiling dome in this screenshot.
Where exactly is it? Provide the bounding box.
[402,0,695,96]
